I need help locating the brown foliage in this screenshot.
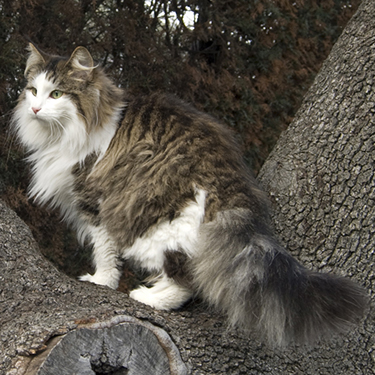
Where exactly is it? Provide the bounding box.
[0,0,361,280]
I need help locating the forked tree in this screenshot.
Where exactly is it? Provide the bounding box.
[1,0,374,374]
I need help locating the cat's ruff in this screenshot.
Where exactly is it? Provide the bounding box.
[12,43,367,347]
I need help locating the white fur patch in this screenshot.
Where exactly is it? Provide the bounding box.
[129,274,193,310]
[123,188,206,272]
[126,189,206,309]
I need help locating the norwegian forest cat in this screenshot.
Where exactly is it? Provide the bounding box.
[12,44,367,346]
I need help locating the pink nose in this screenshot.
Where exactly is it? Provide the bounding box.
[32,107,41,114]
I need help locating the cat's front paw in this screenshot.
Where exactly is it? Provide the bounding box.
[79,272,119,290]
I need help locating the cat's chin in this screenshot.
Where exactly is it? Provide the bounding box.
[29,118,51,131]
[15,116,65,151]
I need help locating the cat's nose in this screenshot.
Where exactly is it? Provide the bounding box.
[32,107,41,114]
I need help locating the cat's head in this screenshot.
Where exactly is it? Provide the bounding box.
[13,44,123,152]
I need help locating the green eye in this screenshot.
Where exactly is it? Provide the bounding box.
[50,90,63,99]
[30,87,37,96]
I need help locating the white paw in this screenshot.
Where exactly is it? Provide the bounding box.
[79,271,120,290]
[129,279,192,310]
[129,286,166,309]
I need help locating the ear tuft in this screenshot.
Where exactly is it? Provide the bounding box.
[65,47,95,81]
[25,43,46,77]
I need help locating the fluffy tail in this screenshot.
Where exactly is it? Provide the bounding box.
[192,209,368,346]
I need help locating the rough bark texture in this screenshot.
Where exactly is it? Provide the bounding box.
[1,0,375,373]
[257,0,375,370]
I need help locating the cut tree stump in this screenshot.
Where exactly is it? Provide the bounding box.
[24,316,187,375]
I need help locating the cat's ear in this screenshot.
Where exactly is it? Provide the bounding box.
[25,43,46,77]
[65,47,95,81]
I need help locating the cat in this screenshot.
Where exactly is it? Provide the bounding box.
[12,43,367,346]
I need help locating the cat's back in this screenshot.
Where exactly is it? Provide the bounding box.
[99,93,267,218]
[107,92,249,186]
[114,92,239,158]
[82,91,269,247]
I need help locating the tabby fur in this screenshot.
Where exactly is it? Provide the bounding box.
[12,44,367,346]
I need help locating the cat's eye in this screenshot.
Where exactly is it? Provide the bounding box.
[30,87,37,96]
[50,90,63,99]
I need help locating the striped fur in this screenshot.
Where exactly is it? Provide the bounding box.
[12,44,367,346]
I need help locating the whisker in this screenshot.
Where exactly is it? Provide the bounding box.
[77,111,89,124]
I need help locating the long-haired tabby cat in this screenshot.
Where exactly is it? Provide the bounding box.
[12,43,367,346]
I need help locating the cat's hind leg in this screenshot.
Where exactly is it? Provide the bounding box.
[129,274,193,310]
[79,225,122,289]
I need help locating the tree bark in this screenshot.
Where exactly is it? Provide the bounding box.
[257,0,375,369]
[1,0,375,374]
[258,0,375,302]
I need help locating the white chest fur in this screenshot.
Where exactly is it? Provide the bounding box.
[28,146,78,218]
[13,72,119,227]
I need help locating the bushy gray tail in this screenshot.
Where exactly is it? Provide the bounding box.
[192,209,368,346]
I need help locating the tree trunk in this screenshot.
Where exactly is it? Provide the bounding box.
[1,0,375,374]
[257,0,375,369]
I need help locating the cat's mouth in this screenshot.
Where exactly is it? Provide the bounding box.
[30,112,48,122]
[30,109,51,121]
